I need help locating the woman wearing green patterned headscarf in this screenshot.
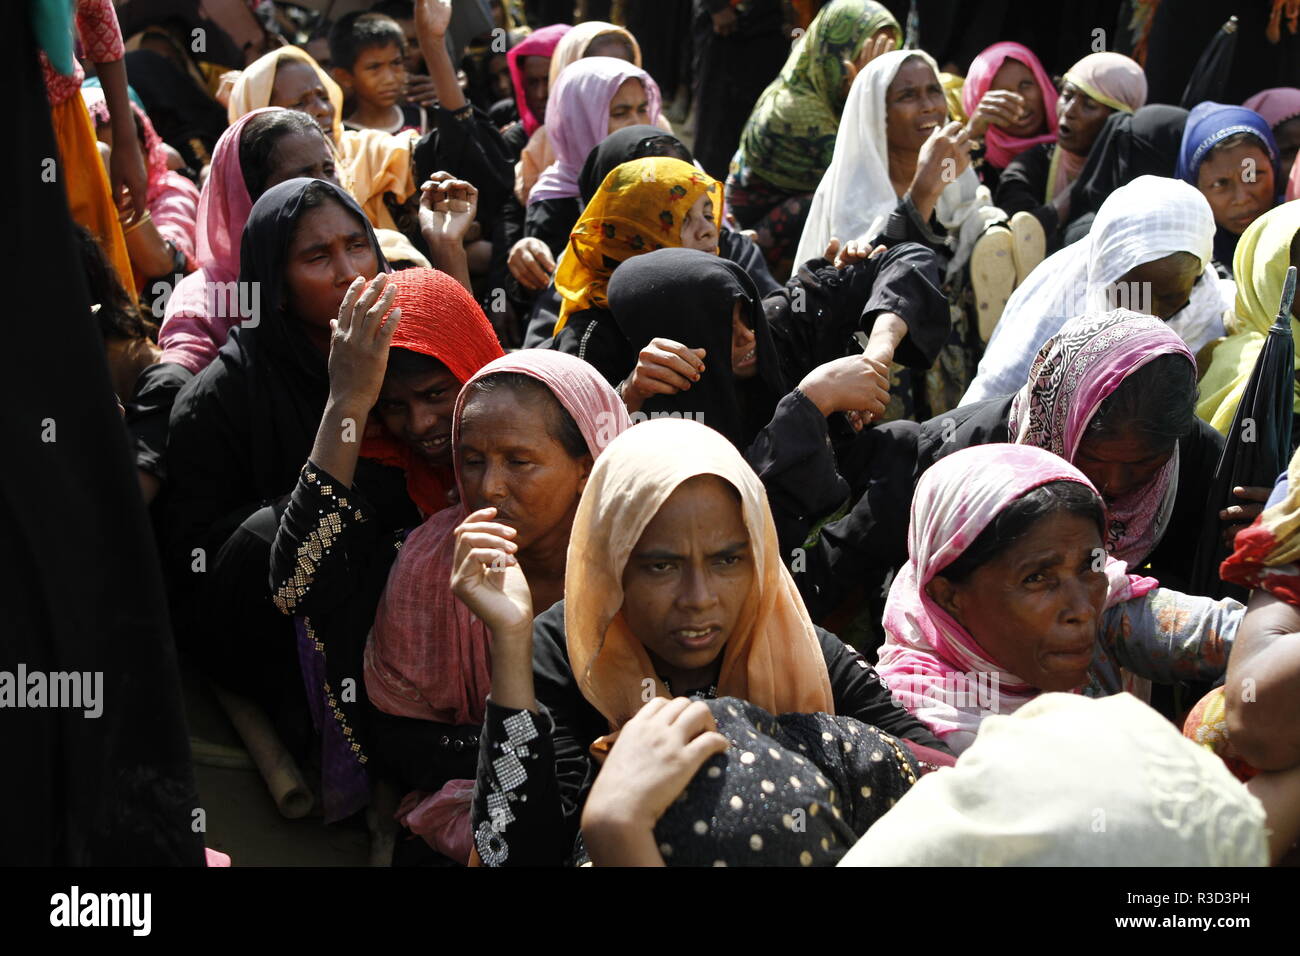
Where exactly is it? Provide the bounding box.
[727,0,901,280]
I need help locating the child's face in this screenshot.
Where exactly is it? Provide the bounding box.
[348,42,407,109]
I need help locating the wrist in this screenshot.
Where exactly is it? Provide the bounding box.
[326,394,372,422]
[797,380,835,417]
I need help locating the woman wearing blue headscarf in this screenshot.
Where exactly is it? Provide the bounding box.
[1176,102,1279,276]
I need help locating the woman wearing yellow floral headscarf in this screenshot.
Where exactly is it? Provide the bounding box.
[1198,200,1300,433]
[551,156,723,381]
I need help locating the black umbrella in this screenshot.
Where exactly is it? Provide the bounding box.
[1189,265,1298,599]
[1179,15,1239,108]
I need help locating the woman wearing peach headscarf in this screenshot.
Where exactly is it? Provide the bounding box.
[454,417,944,866]
[227,44,419,232]
[995,51,1148,243]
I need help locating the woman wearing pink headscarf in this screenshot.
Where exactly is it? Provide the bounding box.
[961,41,1058,186]
[875,442,1242,754]
[1243,87,1300,184]
[363,349,631,864]
[506,23,572,140]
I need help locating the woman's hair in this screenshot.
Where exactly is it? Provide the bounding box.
[466,371,588,459]
[1085,353,1198,448]
[1207,130,1269,161]
[74,224,157,343]
[628,134,692,165]
[385,346,449,382]
[938,480,1105,584]
[239,109,329,200]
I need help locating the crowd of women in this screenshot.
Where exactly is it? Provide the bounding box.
[42,0,1300,866]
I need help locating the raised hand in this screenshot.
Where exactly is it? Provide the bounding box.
[966,89,1029,140]
[507,237,556,291]
[419,172,479,246]
[798,353,891,424]
[620,338,706,413]
[450,507,534,636]
[328,273,400,414]
[415,0,453,39]
[842,30,896,96]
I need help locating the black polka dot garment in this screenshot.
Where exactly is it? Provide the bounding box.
[654,697,920,867]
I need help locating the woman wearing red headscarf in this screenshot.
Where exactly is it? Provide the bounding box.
[269,265,503,831]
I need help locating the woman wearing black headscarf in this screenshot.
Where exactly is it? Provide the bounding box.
[164,179,416,727]
[608,248,787,450]
[608,246,949,462]
[1062,104,1188,243]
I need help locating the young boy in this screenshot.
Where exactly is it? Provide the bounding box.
[329,11,428,134]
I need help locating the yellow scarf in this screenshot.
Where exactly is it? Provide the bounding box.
[1197,200,1300,432]
[553,157,722,332]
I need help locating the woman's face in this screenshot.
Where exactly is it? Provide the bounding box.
[457,388,593,551]
[374,357,461,466]
[1056,81,1113,155]
[1195,140,1276,235]
[884,58,947,155]
[607,77,651,134]
[621,475,754,680]
[270,60,335,139]
[1073,427,1173,504]
[262,129,340,194]
[1111,252,1202,320]
[730,301,757,379]
[1275,117,1300,184]
[928,510,1108,692]
[283,198,380,330]
[989,57,1047,137]
[522,55,550,121]
[680,192,719,251]
[488,53,512,102]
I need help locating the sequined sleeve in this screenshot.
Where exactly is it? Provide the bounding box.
[1095,588,1244,693]
[270,461,382,618]
[471,701,568,867]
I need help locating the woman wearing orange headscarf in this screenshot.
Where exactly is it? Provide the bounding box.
[453,417,945,866]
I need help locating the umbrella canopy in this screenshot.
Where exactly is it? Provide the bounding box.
[1180,16,1240,108]
[1189,264,1298,598]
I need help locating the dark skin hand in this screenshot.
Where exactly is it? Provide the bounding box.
[1221,485,1272,548]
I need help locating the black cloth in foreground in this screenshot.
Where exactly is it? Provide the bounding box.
[468,600,949,867]
[1,9,203,865]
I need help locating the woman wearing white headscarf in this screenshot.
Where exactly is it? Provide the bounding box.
[963,175,1230,405]
[840,692,1300,866]
[794,49,1001,279]
[794,49,1004,420]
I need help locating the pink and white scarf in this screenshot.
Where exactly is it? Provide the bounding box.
[876,443,1157,752]
[1008,309,1195,568]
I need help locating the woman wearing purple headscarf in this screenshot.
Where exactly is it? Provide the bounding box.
[505,56,663,292]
